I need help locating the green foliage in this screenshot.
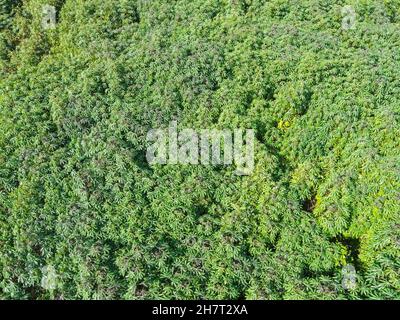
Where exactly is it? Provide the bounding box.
[0,0,399,300]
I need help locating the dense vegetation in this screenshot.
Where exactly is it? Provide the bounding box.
[0,0,399,300]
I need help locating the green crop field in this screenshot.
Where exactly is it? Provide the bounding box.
[0,0,399,300]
